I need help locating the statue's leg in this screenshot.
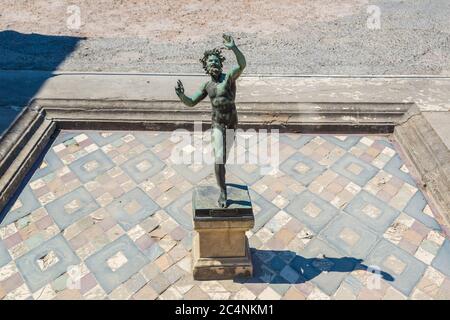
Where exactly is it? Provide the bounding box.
[212,126,227,207]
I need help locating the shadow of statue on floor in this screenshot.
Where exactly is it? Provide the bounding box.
[235,248,394,285]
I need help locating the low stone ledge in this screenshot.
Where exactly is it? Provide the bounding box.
[36,98,413,132]
[0,97,448,235]
[394,114,450,232]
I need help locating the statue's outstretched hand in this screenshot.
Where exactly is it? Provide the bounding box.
[223,34,235,49]
[175,80,184,97]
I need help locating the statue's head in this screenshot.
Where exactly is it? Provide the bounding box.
[200,48,225,78]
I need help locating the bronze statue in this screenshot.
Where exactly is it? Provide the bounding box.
[175,34,246,208]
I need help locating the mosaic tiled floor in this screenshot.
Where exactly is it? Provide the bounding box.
[0,131,449,300]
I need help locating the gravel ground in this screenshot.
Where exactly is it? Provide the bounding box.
[0,0,449,74]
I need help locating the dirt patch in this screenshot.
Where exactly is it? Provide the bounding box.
[1,0,449,74]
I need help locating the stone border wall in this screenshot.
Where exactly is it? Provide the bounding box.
[1,98,449,234]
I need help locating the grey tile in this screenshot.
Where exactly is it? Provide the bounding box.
[134,131,171,147]
[376,139,395,149]
[366,239,426,296]
[322,136,360,149]
[30,150,64,181]
[89,132,127,146]
[164,265,185,284]
[165,191,194,230]
[280,152,326,186]
[228,164,264,186]
[45,187,99,230]
[120,150,166,184]
[280,135,314,149]
[85,235,149,294]
[404,190,441,231]
[331,153,378,186]
[320,212,379,258]
[124,273,147,294]
[342,275,364,294]
[149,273,171,294]
[285,190,339,233]
[53,131,78,145]
[0,239,11,268]
[344,190,400,233]
[172,164,213,185]
[384,154,416,186]
[106,187,159,231]
[1,186,40,226]
[249,190,280,232]
[432,239,450,277]
[269,283,291,295]
[279,265,300,283]
[16,234,80,292]
[69,149,115,183]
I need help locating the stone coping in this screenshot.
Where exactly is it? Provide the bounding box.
[2,72,450,110]
[0,73,448,233]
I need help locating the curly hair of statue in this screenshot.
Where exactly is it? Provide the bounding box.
[199,48,226,73]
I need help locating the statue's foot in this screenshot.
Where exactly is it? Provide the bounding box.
[218,191,227,208]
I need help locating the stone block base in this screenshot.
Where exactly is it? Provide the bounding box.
[192,233,253,280]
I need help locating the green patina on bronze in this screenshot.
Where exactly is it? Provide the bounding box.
[175,34,246,208]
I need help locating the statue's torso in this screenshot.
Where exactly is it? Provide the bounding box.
[205,73,237,129]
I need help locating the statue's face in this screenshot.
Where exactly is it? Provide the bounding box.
[206,55,222,77]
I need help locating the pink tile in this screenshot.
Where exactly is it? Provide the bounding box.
[244,283,267,296]
[146,188,162,200]
[376,190,392,202]
[69,233,88,250]
[136,234,156,251]
[33,186,50,198]
[170,227,187,241]
[0,273,24,292]
[389,176,404,188]
[360,153,374,163]
[127,140,140,148]
[264,237,285,251]
[78,139,93,148]
[109,187,124,198]
[99,217,117,232]
[108,150,120,158]
[294,282,314,296]
[335,176,350,187]
[80,273,97,294]
[398,238,418,255]
[157,150,172,160]
[90,187,106,198]
[35,215,53,230]
[319,191,335,202]
[372,141,386,151]
[115,174,130,184]
[56,148,70,157]
[284,218,304,233]
[61,173,77,183]
[4,232,22,249]
[411,221,431,237]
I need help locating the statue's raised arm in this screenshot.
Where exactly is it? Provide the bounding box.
[175,79,207,107]
[223,34,246,81]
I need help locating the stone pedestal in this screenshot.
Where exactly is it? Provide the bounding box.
[192,184,254,280]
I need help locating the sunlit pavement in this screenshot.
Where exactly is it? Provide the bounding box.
[0,131,449,300]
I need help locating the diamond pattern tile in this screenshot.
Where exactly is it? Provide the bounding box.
[0,131,447,300]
